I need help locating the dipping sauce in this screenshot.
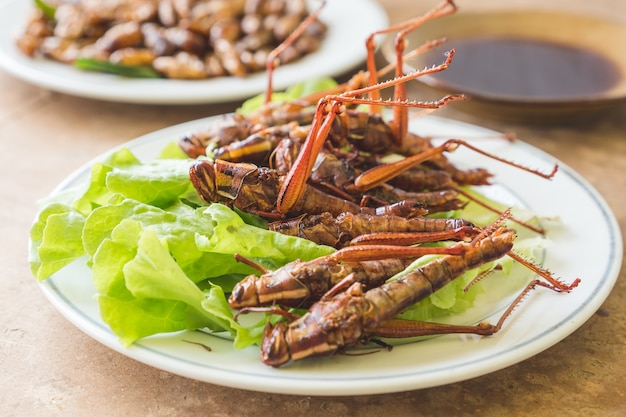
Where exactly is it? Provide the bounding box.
[420,37,621,100]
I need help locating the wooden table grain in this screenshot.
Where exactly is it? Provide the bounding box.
[1,1,625,416]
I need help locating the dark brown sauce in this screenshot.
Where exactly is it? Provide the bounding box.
[420,37,621,100]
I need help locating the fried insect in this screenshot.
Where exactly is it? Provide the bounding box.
[230,256,413,310]
[229,243,472,309]
[16,0,328,79]
[269,211,478,248]
[189,159,428,220]
[246,227,579,367]
[270,136,468,213]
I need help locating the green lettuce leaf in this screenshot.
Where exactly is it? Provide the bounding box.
[89,204,332,346]
[237,77,338,116]
[34,0,56,20]
[29,203,86,280]
[30,146,335,347]
[74,58,162,79]
[105,159,194,208]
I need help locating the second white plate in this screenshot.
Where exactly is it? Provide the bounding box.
[0,0,388,104]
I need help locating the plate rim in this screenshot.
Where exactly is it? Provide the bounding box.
[35,114,623,396]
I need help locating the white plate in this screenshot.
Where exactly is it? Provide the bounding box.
[36,115,622,396]
[0,0,387,104]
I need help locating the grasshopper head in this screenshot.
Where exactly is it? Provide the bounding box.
[261,322,291,367]
[189,160,218,203]
[228,275,261,309]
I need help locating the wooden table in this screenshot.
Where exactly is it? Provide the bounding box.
[2,1,625,415]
